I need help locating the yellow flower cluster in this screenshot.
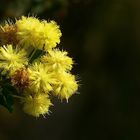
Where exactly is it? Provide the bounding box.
[16,16,62,51]
[0,16,78,117]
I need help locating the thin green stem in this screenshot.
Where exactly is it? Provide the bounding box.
[29,48,37,62]
[11,94,25,100]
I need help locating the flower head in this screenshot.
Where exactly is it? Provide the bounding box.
[16,16,62,51]
[0,23,17,45]
[41,49,73,71]
[0,44,28,74]
[42,21,62,50]
[28,62,57,94]
[53,71,78,101]
[22,94,52,117]
[11,68,29,90]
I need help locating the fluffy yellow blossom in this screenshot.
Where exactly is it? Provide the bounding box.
[16,16,61,51]
[42,21,62,50]
[16,16,43,47]
[0,44,28,74]
[41,49,73,71]
[28,62,57,93]
[23,94,52,117]
[53,71,78,101]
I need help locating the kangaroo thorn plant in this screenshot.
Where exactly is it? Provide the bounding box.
[0,16,78,117]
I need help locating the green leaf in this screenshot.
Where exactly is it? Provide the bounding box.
[0,93,14,113]
[29,49,45,63]
[0,80,17,113]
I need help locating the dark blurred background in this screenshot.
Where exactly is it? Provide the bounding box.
[0,0,140,140]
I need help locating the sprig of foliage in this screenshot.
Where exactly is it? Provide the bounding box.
[0,16,78,117]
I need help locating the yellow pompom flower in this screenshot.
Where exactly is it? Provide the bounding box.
[42,21,62,50]
[0,44,28,74]
[16,16,62,51]
[16,16,43,47]
[53,71,78,101]
[28,62,57,93]
[22,94,52,117]
[41,49,73,71]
